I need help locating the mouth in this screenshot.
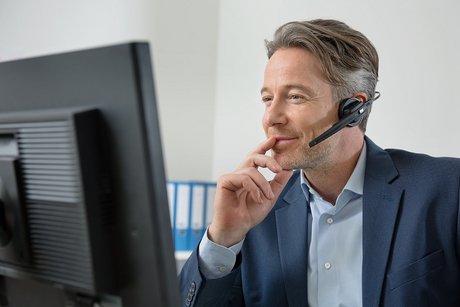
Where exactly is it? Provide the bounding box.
[273,136,298,150]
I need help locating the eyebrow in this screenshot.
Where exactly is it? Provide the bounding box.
[260,84,318,97]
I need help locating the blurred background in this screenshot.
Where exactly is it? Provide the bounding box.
[1,0,459,182]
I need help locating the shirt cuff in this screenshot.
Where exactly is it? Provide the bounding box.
[198,228,245,279]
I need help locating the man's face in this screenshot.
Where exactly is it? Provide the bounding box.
[261,47,340,171]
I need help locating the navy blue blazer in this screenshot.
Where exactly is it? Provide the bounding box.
[180,138,460,307]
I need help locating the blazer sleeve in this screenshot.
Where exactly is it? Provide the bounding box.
[179,247,244,307]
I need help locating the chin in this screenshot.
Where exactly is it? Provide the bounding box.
[272,152,300,171]
[273,145,331,171]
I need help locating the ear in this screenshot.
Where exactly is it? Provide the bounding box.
[352,92,369,103]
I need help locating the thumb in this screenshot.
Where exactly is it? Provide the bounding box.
[270,170,293,198]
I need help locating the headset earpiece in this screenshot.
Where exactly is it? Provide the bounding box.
[309,91,380,148]
[338,97,365,127]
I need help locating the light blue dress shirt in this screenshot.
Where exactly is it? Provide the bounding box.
[302,143,366,307]
[198,144,367,307]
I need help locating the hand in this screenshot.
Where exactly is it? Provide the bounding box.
[208,137,293,247]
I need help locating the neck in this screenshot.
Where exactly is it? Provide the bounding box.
[304,133,364,205]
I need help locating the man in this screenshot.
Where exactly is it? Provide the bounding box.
[180,19,460,307]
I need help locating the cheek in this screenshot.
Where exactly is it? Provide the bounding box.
[291,113,312,133]
[262,111,272,133]
[320,104,340,124]
[261,116,268,134]
[304,108,338,132]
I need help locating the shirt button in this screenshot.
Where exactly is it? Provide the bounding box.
[218,266,227,272]
[324,262,332,270]
[326,217,334,224]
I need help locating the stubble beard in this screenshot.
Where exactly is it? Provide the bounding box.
[272,140,334,172]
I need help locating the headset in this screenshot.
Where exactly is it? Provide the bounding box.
[308,92,381,148]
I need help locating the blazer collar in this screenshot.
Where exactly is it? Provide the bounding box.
[275,173,309,307]
[362,136,403,307]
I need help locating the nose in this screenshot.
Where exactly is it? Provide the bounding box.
[263,98,288,128]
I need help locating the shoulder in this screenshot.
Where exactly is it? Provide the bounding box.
[381,148,460,192]
[365,137,460,189]
[386,148,460,176]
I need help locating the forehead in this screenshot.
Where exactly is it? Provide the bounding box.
[263,47,327,90]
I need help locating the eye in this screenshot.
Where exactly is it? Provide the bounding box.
[261,96,273,106]
[288,94,305,103]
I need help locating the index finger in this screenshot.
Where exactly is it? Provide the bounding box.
[252,136,277,155]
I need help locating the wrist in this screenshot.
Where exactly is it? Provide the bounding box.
[208,224,246,248]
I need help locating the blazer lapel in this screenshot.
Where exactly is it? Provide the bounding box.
[362,138,403,307]
[275,180,309,307]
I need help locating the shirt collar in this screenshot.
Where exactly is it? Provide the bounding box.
[300,142,367,200]
[343,141,367,195]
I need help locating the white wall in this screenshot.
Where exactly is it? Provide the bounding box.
[212,0,460,179]
[151,0,219,181]
[0,0,219,181]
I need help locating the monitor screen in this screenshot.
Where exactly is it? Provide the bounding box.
[0,43,180,306]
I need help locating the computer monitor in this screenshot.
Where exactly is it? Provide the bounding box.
[0,43,180,306]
